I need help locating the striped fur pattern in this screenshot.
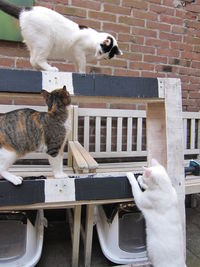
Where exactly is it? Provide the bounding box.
[0,86,71,185]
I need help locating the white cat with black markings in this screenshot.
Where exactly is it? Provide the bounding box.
[0,0,122,73]
[127,159,187,267]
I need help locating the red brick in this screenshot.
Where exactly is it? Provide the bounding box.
[160,14,183,25]
[88,11,116,22]
[114,69,140,77]
[144,55,167,64]
[0,57,15,68]
[186,4,200,13]
[123,0,148,10]
[159,32,182,42]
[157,48,179,58]
[145,38,169,49]
[72,17,101,30]
[104,4,130,16]
[119,16,144,27]
[131,44,155,55]
[55,5,86,17]
[122,52,142,61]
[103,22,130,33]
[132,10,158,21]
[146,21,171,32]
[150,4,174,15]
[130,61,155,71]
[100,58,128,68]
[72,0,101,11]
[172,26,186,34]
[98,0,120,4]
[133,28,157,38]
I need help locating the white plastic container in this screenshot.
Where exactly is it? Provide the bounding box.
[0,210,44,267]
[95,204,148,264]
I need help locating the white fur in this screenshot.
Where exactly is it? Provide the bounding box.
[127,159,187,267]
[19,6,121,73]
[0,148,23,185]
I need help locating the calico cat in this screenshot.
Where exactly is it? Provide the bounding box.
[0,86,71,185]
[0,0,122,73]
[127,159,187,267]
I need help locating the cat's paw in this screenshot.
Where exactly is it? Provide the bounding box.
[48,66,59,72]
[126,172,137,184]
[12,176,23,186]
[138,176,148,190]
[55,172,69,179]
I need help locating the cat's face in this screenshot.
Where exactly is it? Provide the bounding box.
[41,86,71,111]
[141,159,170,189]
[97,35,122,60]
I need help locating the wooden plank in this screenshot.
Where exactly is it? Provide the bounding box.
[78,108,146,118]
[117,117,123,152]
[95,116,101,153]
[84,204,95,267]
[72,205,82,267]
[73,105,79,141]
[74,141,99,171]
[106,117,112,152]
[146,102,167,167]
[183,118,187,150]
[68,141,88,170]
[127,117,133,152]
[137,117,143,152]
[190,119,195,150]
[84,116,90,151]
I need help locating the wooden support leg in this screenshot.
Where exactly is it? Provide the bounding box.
[84,204,94,267]
[72,205,82,267]
[147,78,185,253]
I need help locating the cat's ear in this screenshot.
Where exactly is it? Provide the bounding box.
[143,167,152,178]
[151,158,160,167]
[103,37,112,46]
[62,85,66,91]
[41,90,50,100]
[116,47,123,56]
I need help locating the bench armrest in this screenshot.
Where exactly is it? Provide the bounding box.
[68,141,99,174]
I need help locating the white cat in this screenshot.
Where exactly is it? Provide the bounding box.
[127,159,187,267]
[0,0,122,73]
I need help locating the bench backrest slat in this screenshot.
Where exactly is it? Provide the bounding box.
[75,107,200,160]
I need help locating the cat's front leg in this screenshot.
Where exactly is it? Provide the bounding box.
[0,171,23,185]
[138,175,148,190]
[48,154,68,179]
[74,54,86,73]
[127,172,148,210]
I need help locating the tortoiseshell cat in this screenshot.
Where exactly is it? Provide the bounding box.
[0,86,71,185]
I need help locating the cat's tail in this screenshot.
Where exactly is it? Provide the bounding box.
[0,0,24,19]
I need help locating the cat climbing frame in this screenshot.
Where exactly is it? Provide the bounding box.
[0,69,185,267]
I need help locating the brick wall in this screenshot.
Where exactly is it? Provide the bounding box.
[0,0,200,111]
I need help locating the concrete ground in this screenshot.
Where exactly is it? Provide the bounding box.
[36,197,200,267]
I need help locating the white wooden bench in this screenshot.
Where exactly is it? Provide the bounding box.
[70,106,200,194]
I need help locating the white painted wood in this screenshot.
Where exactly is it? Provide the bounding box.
[106,117,112,152]
[73,106,79,141]
[45,178,75,203]
[72,206,82,267]
[127,117,133,152]
[78,108,146,118]
[42,71,74,93]
[117,117,123,152]
[183,119,187,150]
[0,104,47,113]
[95,117,101,153]
[158,77,165,98]
[137,118,143,152]
[190,119,195,150]
[84,116,90,151]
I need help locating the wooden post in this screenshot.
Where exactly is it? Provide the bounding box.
[146,78,185,247]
